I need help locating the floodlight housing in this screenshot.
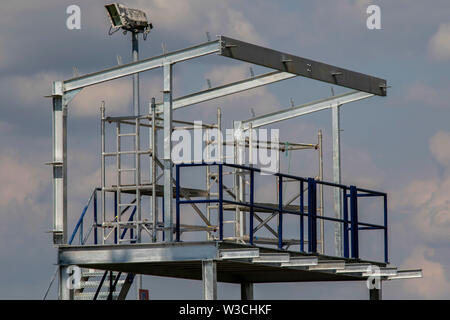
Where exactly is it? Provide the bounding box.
[105,3,153,33]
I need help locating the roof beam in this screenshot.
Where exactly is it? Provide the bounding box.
[219,36,387,96]
[241,90,373,130]
[155,71,296,113]
[63,40,220,93]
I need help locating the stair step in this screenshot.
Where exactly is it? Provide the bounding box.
[80,280,126,289]
[81,271,120,278]
[74,292,120,300]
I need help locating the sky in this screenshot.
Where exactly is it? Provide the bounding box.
[0,0,450,299]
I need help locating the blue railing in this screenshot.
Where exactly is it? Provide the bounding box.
[69,189,137,245]
[175,163,388,263]
[69,188,100,245]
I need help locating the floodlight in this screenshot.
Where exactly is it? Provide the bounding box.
[105,3,153,33]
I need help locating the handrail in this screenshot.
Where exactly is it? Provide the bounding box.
[176,162,389,263]
[68,188,100,245]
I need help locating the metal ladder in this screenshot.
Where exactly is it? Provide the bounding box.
[113,116,141,244]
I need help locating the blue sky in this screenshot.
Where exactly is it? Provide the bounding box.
[0,0,450,299]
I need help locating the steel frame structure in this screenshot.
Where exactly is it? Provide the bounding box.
[50,35,422,300]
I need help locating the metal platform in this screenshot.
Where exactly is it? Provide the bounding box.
[58,241,418,285]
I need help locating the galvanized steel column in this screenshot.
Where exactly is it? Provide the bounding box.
[163,63,173,242]
[52,81,67,245]
[332,104,342,257]
[202,260,217,300]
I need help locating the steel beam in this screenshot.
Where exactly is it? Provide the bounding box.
[63,40,220,92]
[52,81,67,245]
[59,242,218,265]
[387,269,423,280]
[332,104,342,257]
[241,90,373,130]
[163,63,174,242]
[155,71,296,113]
[202,260,217,300]
[219,36,387,96]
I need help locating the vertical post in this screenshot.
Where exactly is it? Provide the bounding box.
[114,191,118,244]
[384,194,388,263]
[132,32,140,116]
[332,104,342,257]
[249,169,254,245]
[343,187,349,258]
[52,81,67,245]
[100,102,105,244]
[350,186,359,259]
[369,282,382,300]
[202,260,217,300]
[318,130,324,254]
[278,175,283,249]
[307,178,317,253]
[218,164,224,241]
[163,63,173,242]
[241,283,254,300]
[94,190,98,245]
[59,266,73,300]
[300,180,304,252]
[151,98,158,243]
[217,108,222,162]
[132,34,143,299]
[176,165,180,241]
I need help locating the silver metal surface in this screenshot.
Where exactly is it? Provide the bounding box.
[219,248,259,260]
[202,260,217,300]
[163,63,173,242]
[52,81,67,245]
[308,260,345,271]
[241,90,373,130]
[63,40,220,92]
[281,257,319,267]
[387,269,423,280]
[252,253,290,263]
[59,242,218,265]
[155,71,296,113]
[332,104,342,257]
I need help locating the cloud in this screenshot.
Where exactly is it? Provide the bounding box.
[133,0,265,44]
[0,151,48,207]
[405,82,450,108]
[201,65,281,116]
[392,131,450,246]
[429,23,450,61]
[430,131,450,167]
[401,246,450,298]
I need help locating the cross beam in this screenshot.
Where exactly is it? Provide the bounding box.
[219,36,387,96]
[241,90,373,130]
[63,40,220,92]
[155,71,296,113]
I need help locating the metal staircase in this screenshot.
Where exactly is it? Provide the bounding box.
[74,269,134,300]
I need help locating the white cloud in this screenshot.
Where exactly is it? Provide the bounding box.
[430,131,450,167]
[429,23,450,61]
[401,246,450,298]
[132,0,265,44]
[392,131,450,245]
[0,152,48,207]
[406,82,450,108]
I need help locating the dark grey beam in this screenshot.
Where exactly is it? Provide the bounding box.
[219,36,387,96]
